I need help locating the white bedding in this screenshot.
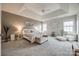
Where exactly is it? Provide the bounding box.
[22,29,46,43]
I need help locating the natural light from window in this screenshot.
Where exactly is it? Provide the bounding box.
[34,23,47,33]
[64,21,73,33]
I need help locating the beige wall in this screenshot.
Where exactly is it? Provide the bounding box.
[0,4,1,56]
[2,11,41,35]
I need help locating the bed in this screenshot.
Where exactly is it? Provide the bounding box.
[22,29,48,44]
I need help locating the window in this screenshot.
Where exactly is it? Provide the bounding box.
[64,21,73,33]
[34,23,47,33]
[34,25,41,32]
[43,24,47,32]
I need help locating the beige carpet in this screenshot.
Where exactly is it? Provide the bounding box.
[2,37,75,56]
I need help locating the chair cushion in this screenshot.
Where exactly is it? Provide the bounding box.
[56,36,67,41]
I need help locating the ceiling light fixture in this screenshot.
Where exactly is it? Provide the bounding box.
[41,7,48,14]
[42,9,45,13]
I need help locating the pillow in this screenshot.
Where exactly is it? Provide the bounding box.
[22,29,33,34]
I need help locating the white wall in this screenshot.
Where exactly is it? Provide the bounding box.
[77,13,79,41]
[47,15,75,36]
[47,18,63,36]
[78,16,79,40]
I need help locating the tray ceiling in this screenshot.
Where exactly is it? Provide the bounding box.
[2,3,79,21]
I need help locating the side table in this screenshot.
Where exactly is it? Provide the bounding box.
[11,34,15,41]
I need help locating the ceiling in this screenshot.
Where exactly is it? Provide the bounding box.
[2,3,79,21]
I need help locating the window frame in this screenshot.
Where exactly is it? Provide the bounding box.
[34,23,47,33]
[63,21,74,33]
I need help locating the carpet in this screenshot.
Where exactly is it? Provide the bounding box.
[2,37,74,56]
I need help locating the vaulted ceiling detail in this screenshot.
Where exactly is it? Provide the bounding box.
[2,3,79,21]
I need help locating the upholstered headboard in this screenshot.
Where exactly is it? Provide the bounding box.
[22,29,34,35]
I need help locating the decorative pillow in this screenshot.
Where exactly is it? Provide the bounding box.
[22,29,33,34]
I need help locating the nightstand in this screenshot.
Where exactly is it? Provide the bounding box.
[11,34,15,41]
